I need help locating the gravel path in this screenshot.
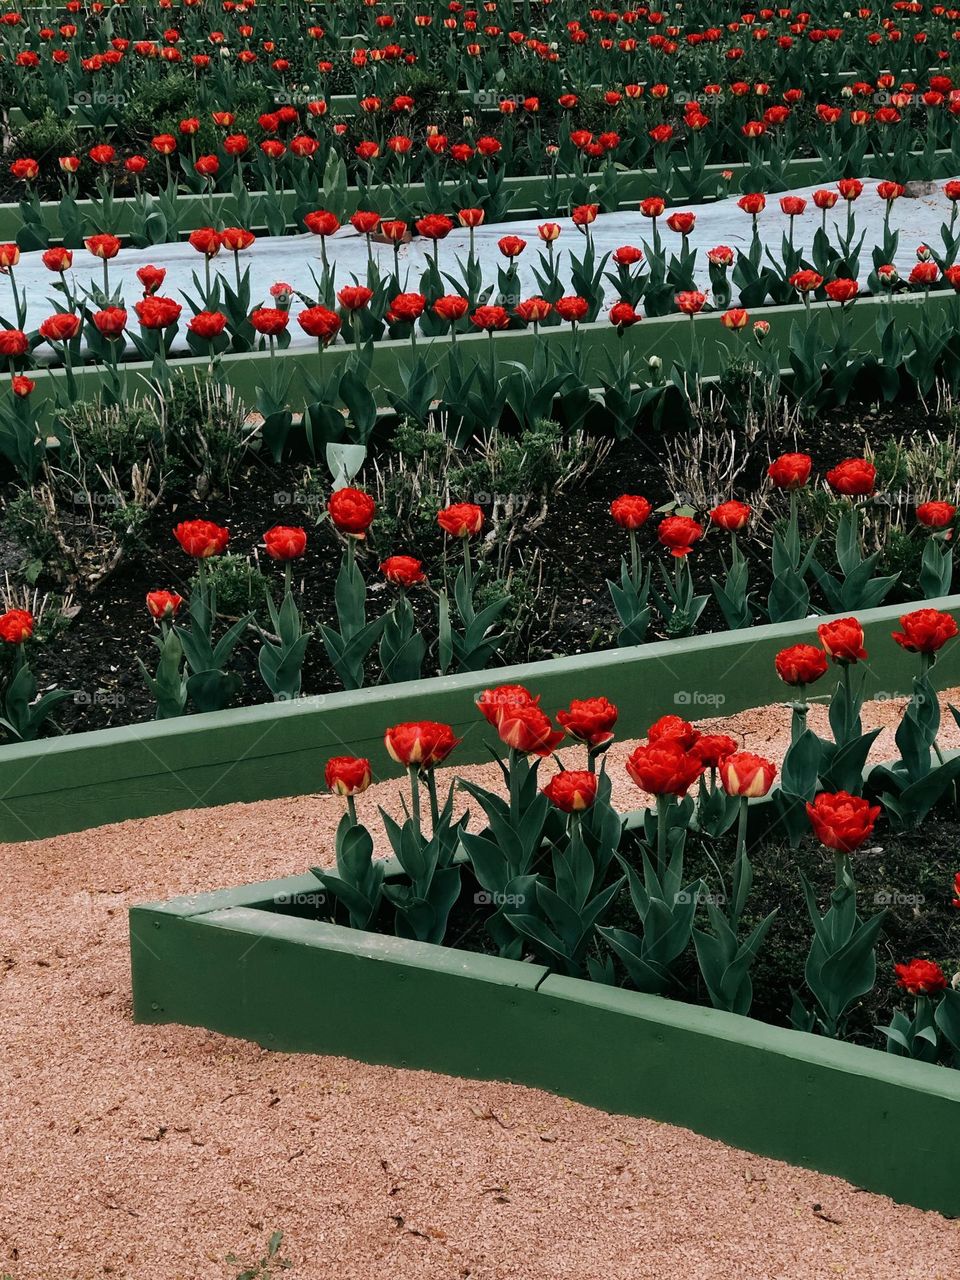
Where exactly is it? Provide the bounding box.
[2,690,960,1279]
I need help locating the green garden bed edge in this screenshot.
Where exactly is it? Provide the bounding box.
[1,594,957,843]
[128,877,960,1216]
[23,289,950,431]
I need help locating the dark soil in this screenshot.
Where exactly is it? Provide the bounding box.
[5,390,941,738]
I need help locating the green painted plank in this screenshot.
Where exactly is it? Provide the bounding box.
[128,898,960,1214]
[1,595,957,841]
[17,288,952,432]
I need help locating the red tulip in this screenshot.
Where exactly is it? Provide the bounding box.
[221,227,256,252]
[0,608,34,644]
[41,247,73,272]
[892,608,959,654]
[135,296,182,329]
[250,307,289,335]
[657,514,703,557]
[738,193,766,215]
[609,302,640,328]
[611,494,652,529]
[894,959,948,996]
[92,308,127,338]
[554,296,589,324]
[626,740,702,796]
[693,733,738,769]
[188,226,222,257]
[497,234,526,258]
[818,617,867,663]
[380,555,426,586]
[720,308,749,330]
[337,286,373,312]
[187,309,227,340]
[676,290,706,314]
[328,487,375,536]
[647,714,700,749]
[768,452,812,489]
[146,591,183,620]
[415,213,454,240]
[298,305,341,344]
[304,210,340,236]
[264,525,307,561]
[710,500,751,531]
[173,519,229,558]
[433,295,469,324]
[471,305,510,332]
[515,297,552,324]
[437,503,484,537]
[556,696,618,747]
[389,292,427,323]
[39,313,81,343]
[806,790,880,852]
[384,721,460,768]
[85,233,121,259]
[775,643,828,686]
[719,752,776,797]
[325,756,372,796]
[542,770,598,812]
[916,501,956,529]
[790,269,823,294]
[613,245,643,267]
[666,211,696,234]
[824,278,859,303]
[826,457,875,496]
[0,329,28,357]
[137,264,166,296]
[477,683,538,726]
[494,702,564,755]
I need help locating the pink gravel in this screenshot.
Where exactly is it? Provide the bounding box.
[2,690,960,1279]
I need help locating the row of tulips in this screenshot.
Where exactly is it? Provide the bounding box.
[8,79,960,217]
[309,622,960,1061]
[12,446,953,730]
[9,176,960,354]
[6,180,960,476]
[6,1,960,160]
[607,452,957,640]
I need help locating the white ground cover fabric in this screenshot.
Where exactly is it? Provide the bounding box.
[5,176,958,359]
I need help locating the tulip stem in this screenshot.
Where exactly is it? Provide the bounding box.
[735,795,749,863]
[462,536,473,602]
[408,764,422,842]
[628,529,640,588]
[347,795,358,826]
[655,794,669,875]
[425,768,440,835]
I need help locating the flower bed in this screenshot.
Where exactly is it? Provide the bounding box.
[129,607,960,1215]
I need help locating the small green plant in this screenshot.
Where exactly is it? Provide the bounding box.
[225,1231,292,1280]
[193,554,269,619]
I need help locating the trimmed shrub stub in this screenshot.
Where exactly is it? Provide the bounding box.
[129,880,960,1216]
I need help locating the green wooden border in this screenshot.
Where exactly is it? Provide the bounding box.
[2,595,957,842]
[129,879,960,1215]
[22,289,952,431]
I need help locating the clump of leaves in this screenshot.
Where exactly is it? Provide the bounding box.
[225,1230,291,1280]
[194,553,269,618]
[161,371,257,499]
[4,398,169,587]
